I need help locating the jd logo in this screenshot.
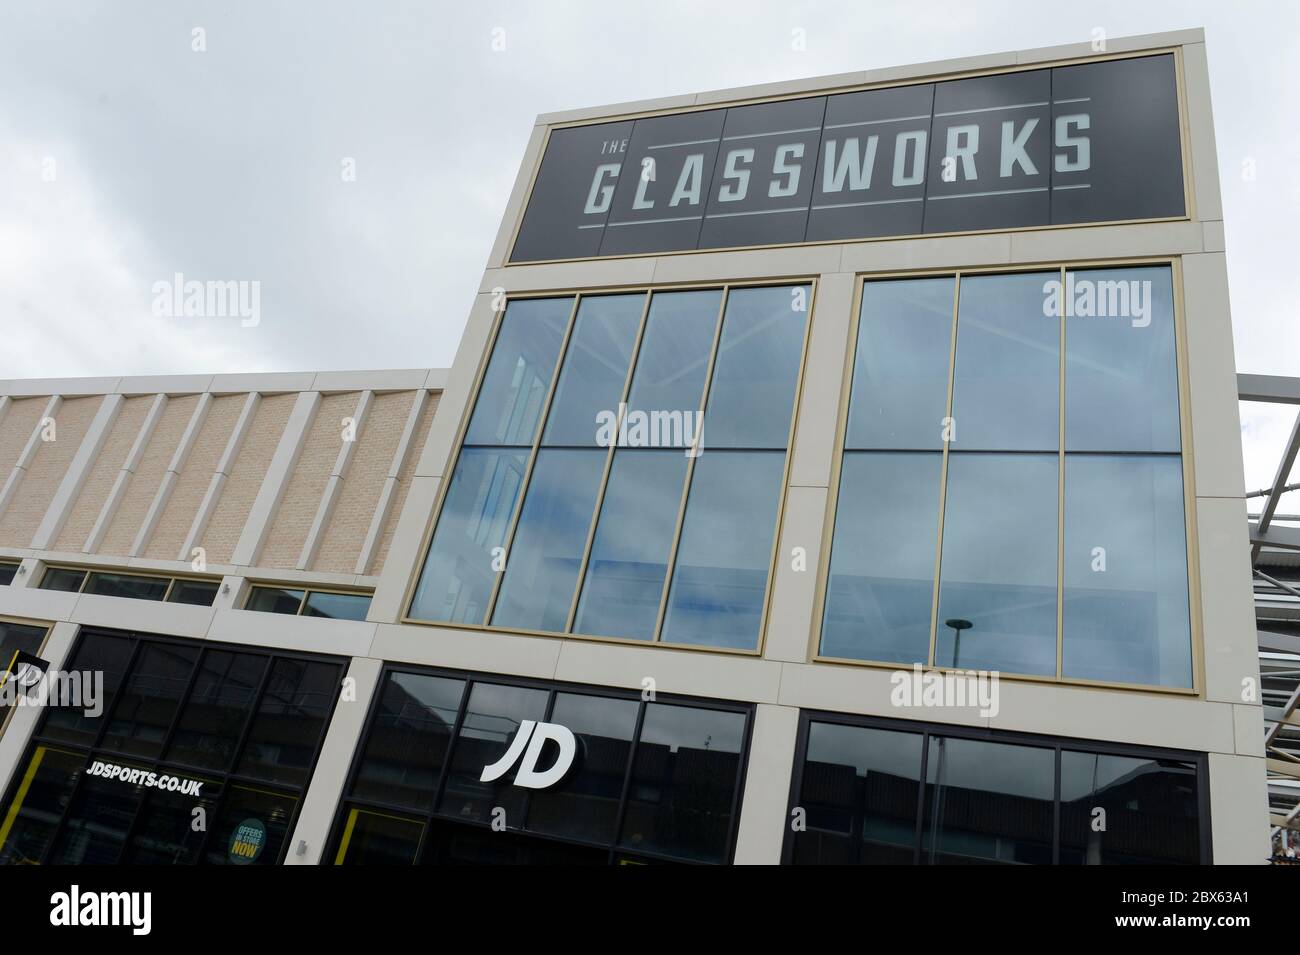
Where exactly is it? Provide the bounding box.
[480,720,577,789]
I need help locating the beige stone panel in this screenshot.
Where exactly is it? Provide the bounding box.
[259,392,357,568]
[144,394,244,560]
[370,393,439,572]
[99,394,198,556]
[199,393,295,564]
[313,391,415,574]
[0,397,46,477]
[0,396,97,547]
[53,395,152,552]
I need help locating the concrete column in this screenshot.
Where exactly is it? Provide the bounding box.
[733,702,800,864]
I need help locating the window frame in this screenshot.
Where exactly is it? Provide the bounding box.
[401,279,819,657]
[0,627,345,866]
[780,708,1213,865]
[325,662,755,866]
[810,258,1202,695]
[36,565,222,606]
[242,583,373,619]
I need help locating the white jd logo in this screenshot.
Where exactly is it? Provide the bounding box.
[480,720,577,790]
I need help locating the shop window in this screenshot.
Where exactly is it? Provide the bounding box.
[786,715,1207,865]
[330,667,752,865]
[412,284,809,654]
[818,265,1191,688]
[0,629,344,866]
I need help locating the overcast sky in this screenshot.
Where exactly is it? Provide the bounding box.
[1,1,1296,498]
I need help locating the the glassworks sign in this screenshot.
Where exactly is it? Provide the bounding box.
[510,54,1185,263]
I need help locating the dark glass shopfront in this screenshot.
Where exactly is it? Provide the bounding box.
[329,667,752,864]
[0,628,343,865]
[785,712,1210,865]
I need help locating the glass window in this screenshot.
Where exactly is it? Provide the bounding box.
[573,450,688,641]
[246,587,304,615]
[352,672,465,810]
[40,634,134,747]
[525,693,639,844]
[821,452,941,663]
[701,285,808,449]
[490,449,605,632]
[847,278,955,449]
[921,735,1054,865]
[303,591,370,621]
[409,448,527,623]
[541,294,643,446]
[792,723,923,864]
[48,764,149,864]
[0,745,82,865]
[0,621,46,669]
[1059,751,1200,864]
[438,682,548,825]
[936,453,1058,675]
[124,775,222,864]
[39,567,86,593]
[950,271,1059,451]
[236,659,341,786]
[98,643,199,759]
[335,808,424,865]
[624,290,721,426]
[1062,455,1191,687]
[1065,266,1180,452]
[204,786,297,865]
[660,451,785,649]
[0,563,18,586]
[166,650,268,771]
[166,579,219,606]
[84,572,169,601]
[619,703,744,863]
[464,297,572,446]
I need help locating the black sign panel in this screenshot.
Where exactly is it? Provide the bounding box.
[509,54,1185,263]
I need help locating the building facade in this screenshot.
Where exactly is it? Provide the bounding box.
[0,28,1270,864]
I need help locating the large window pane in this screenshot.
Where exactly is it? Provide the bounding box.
[166,579,219,606]
[573,450,688,641]
[335,808,424,865]
[619,704,744,862]
[950,272,1059,450]
[541,294,643,446]
[1065,267,1180,452]
[236,659,341,786]
[352,673,465,810]
[99,643,199,759]
[48,766,148,864]
[921,736,1054,864]
[204,786,297,865]
[246,587,304,615]
[525,693,639,844]
[936,453,1057,674]
[84,572,169,601]
[625,290,721,429]
[40,635,134,747]
[124,776,222,864]
[302,591,370,621]
[847,278,955,449]
[39,567,85,592]
[491,448,605,632]
[409,448,528,623]
[166,650,268,772]
[661,451,785,649]
[1059,750,1200,864]
[464,297,572,446]
[701,285,808,449]
[793,723,923,864]
[0,746,83,865]
[821,452,941,663]
[1062,455,1191,687]
[438,682,549,825]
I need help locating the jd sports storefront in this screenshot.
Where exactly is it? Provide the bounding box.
[328,667,752,865]
[0,629,343,865]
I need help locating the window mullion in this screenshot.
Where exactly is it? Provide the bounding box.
[928,275,962,669]
[1056,264,1067,680]
[482,294,584,626]
[564,292,653,633]
[650,287,730,643]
